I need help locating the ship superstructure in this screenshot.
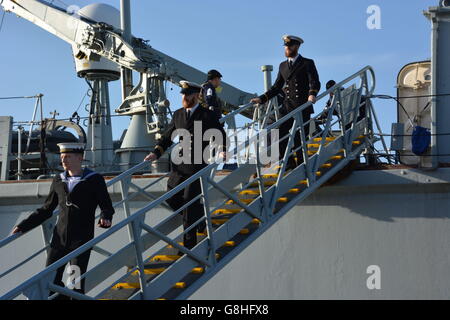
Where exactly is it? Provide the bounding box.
[0,0,449,300]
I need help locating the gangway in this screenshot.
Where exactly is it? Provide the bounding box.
[0,66,377,300]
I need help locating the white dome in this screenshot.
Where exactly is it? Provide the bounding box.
[78,3,121,28]
[72,3,122,81]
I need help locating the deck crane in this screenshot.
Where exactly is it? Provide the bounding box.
[0,0,256,171]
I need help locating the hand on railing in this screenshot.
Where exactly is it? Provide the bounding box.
[11,226,22,235]
[307,95,317,104]
[250,97,262,105]
[144,152,157,162]
[97,218,112,229]
[218,151,227,161]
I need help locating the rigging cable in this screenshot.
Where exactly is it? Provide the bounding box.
[0,10,6,35]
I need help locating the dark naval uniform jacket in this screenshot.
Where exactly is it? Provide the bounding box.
[201,82,222,119]
[259,55,321,115]
[153,105,228,177]
[17,168,115,248]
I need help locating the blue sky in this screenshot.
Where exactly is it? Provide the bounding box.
[0,0,435,142]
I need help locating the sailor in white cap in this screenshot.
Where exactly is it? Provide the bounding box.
[144,80,228,251]
[12,142,115,299]
[250,34,321,170]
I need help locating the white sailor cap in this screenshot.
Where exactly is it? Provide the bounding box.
[282,35,304,46]
[179,80,202,95]
[57,142,85,154]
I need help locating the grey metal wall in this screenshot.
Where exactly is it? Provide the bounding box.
[2,168,450,299]
[191,168,450,299]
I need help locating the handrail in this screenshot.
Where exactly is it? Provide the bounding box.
[0,104,246,249]
[0,100,260,293]
[0,65,376,300]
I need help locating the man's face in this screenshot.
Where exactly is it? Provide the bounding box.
[210,77,221,88]
[284,44,299,58]
[61,153,83,171]
[182,93,199,109]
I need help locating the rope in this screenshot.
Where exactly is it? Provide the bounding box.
[0,10,6,35]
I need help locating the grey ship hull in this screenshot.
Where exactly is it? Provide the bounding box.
[1,166,449,299]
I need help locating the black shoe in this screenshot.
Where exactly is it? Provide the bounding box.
[197,222,206,235]
[285,156,298,171]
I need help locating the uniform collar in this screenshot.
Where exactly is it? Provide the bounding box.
[185,104,199,115]
[288,54,301,64]
[61,167,96,181]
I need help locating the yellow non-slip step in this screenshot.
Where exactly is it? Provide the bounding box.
[112,281,191,290]
[131,267,205,276]
[213,208,242,215]
[309,148,345,156]
[167,242,184,249]
[191,267,205,274]
[320,163,333,168]
[226,199,253,205]
[313,137,336,142]
[329,155,343,160]
[113,282,140,290]
[173,282,186,289]
[352,140,362,145]
[239,189,260,196]
[223,241,236,247]
[262,173,279,179]
[213,217,261,226]
[239,228,250,234]
[132,267,165,276]
[277,197,289,203]
[289,188,301,194]
[150,255,180,262]
[307,143,329,148]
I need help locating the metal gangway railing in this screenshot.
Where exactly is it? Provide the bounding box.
[0,66,377,300]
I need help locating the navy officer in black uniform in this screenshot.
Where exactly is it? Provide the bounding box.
[201,69,223,119]
[251,35,321,169]
[144,81,228,251]
[12,143,114,299]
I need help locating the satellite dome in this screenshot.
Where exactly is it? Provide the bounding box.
[72,3,122,81]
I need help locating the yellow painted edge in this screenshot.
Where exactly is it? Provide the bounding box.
[150,255,180,262]
[113,282,140,290]
[173,282,186,289]
[240,228,250,234]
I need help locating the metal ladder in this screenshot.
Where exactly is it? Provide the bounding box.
[0,66,377,300]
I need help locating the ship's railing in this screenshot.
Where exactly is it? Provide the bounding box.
[0,66,376,300]
[0,96,261,296]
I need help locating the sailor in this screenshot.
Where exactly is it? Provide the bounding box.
[251,35,321,169]
[144,81,228,251]
[201,69,223,119]
[317,80,339,123]
[11,143,115,299]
